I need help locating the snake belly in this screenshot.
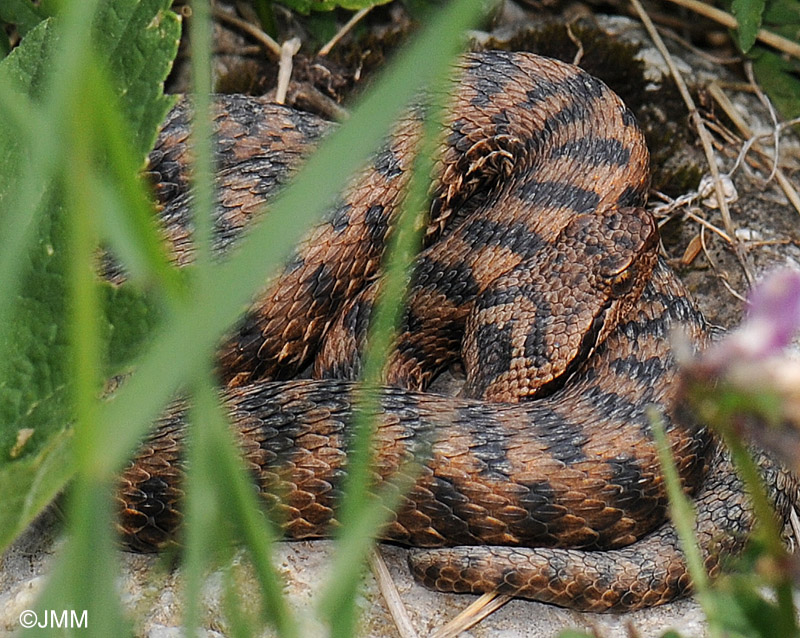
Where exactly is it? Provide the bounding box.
[116,51,760,613]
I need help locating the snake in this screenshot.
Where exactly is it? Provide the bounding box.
[117,50,792,612]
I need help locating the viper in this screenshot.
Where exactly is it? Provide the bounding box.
[116,50,793,612]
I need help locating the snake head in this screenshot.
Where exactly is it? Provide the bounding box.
[592,207,659,296]
[580,207,659,352]
[463,207,658,403]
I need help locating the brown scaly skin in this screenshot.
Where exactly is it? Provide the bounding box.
[461,206,658,402]
[408,443,776,612]
[118,51,791,611]
[211,51,652,388]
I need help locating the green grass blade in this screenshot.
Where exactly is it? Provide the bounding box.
[650,408,721,638]
[318,3,487,633]
[317,95,440,638]
[180,1,224,634]
[712,412,798,636]
[27,56,128,637]
[90,92,184,300]
[187,0,214,276]
[182,376,226,637]
[199,381,298,637]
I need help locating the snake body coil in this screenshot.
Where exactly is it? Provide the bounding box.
[118,51,780,612]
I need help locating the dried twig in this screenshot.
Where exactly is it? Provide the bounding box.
[630,0,755,284]
[430,592,513,638]
[745,62,781,183]
[707,83,800,217]
[212,7,281,58]
[319,7,373,57]
[276,37,302,105]
[654,25,743,66]
[369,549,419,638]
[566,21,585,66]
[697,221,748,302]
[661,0,800,59]
[652,189,705,217]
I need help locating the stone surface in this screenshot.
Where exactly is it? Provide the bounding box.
[0,508,710,637]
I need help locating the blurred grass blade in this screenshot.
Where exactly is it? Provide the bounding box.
[222,560,261,638]
[318,453,425,631]
[196,381,298,637]
[187,0,214,276]
[181,1,218,630]
[711,415,798,634]
[318,90,443,638]
[182,376,226,637]
[650,408,721,638]
[28,51,128,638]
[318,3,487,633]
[90,91,184,300]
[179,1,297,631]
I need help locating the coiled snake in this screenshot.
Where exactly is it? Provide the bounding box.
[118,51,789,612]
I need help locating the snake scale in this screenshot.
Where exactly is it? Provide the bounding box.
[118,51,789,612]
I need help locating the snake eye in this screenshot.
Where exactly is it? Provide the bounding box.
[610,269,636,297]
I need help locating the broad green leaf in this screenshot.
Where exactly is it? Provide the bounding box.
[752,47,800,120]
[278,0,391,15]
[0,19,58,99]
[0,429,73,549]
[732,0,765,52]
[0,192,72,458]
[0,0,47,37]
[92,0,181,162]
[763,0,800,41]
[278,0,337,14]
[0,0,180,553]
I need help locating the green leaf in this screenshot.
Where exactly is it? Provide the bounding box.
[763,0,800,41]
[0,0,180,553]
[277,0,391,15]
[0,429,73,549]
[0,194,73,459]
[91,0,181,162]
[99,282,161,373]
[0,19,58,99]
[277,0,337,14]
[732,0,765,52]
[304,12,340,45]
[0,21,67,475]
[751,47,800,121]
[333,0,394,10]
[0,0,47,36]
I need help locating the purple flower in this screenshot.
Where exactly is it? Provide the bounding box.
[699,268,800,372]
[680,268,800,471]
[745,268,800,354]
